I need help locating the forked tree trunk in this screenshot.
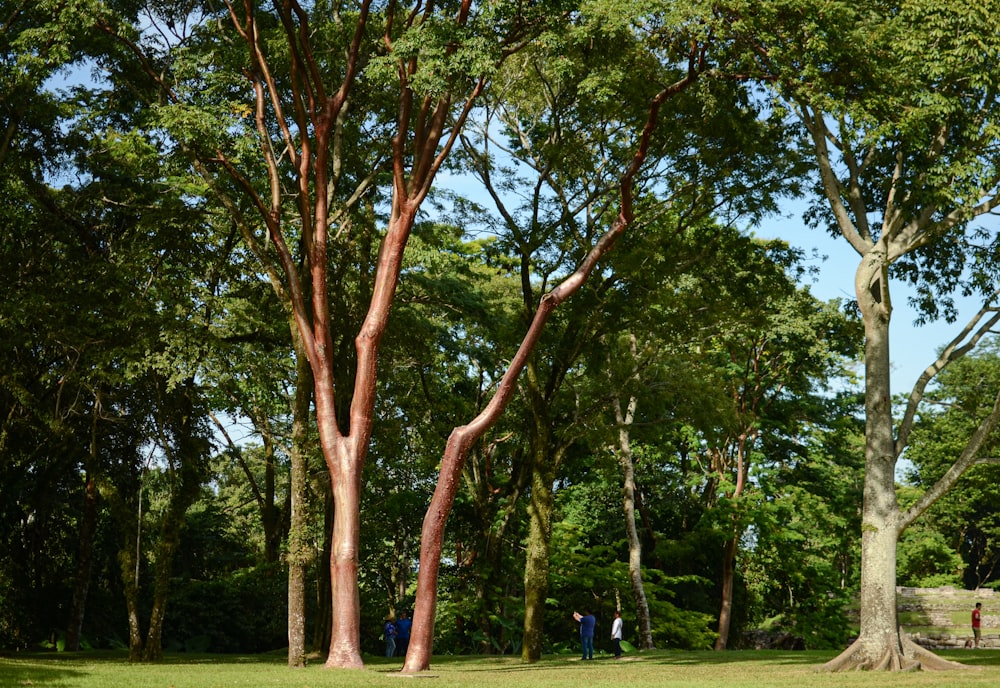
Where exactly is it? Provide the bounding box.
[822,250,907,669]
[821,250,966,671]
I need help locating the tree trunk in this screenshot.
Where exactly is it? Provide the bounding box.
[614,391,655,650]
[65,469,99,652]
[119,524,144,663]
[402,78,689,673]
[287,346,313,667]
[821,252,904,669]
[404,431,474,671]
[521,454,555,663]
[714,536,738,650]
[313,492,334,654]
[322,438,365,669]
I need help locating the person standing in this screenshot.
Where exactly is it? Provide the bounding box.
[973,602,983,648]
[396,611,412,657]
[383,616,397,658]
[573,610,596,660]
[611,610,623,658]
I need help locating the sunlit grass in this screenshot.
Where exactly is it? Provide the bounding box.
[3,649,1000,688]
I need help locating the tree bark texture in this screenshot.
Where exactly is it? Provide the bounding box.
[521,457,556,663]
[823,250,915,669]
[287,344,313,667]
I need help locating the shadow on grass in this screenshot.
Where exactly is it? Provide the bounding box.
[0,657,88,686]
[937,650,1000,668]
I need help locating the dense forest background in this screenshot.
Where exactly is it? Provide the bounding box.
[4,0,1000,664]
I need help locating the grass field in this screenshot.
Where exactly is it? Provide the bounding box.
[4,649,1000,688]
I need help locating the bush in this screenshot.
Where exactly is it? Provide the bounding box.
[162,564,287,653]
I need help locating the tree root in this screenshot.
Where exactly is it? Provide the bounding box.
[818,634,975,672]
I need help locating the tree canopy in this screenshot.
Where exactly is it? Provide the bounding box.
[3,0,1000,674]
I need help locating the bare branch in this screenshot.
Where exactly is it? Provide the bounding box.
[895,291,1000,456]
[899,387,1000,531]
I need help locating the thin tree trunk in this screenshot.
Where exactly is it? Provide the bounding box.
[287,344,313,667]
[714,536,738,650]
[119,525,144,663]
[613,388,654,650]
[66,394,104,651]
[65,469,99,652]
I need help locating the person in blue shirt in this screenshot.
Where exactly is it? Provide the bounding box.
[573,610,596,660]
[396,611,412,657]
[383,617,397,657]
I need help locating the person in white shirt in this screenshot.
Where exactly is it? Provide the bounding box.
[611,610,623,658]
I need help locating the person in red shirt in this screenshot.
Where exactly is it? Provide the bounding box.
[972,602,983,648]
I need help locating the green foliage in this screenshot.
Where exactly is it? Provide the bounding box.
[897,526,964,588]
[903,339,1000,588]
[162,565,289,653]
[549,488,717,651]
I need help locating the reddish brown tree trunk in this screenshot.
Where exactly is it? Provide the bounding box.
[403,76,692,673]
[714,536,738,650]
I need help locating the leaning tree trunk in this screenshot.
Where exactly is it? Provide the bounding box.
[402,76,692,674]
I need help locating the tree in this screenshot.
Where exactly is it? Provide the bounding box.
[92,0,561,667]
[402,6,729,662]
[732,0,1000,669]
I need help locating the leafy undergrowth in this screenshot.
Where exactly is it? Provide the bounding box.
[3,650,1000,688]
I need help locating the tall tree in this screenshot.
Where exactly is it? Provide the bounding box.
[93,0,556,667]
[732,0,1000,669]
[402,9,723,662]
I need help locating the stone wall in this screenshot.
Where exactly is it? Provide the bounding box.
[897,586,998,650]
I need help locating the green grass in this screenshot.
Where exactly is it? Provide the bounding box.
[3,650,1000,688]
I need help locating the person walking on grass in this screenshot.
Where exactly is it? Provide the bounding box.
[611,610,623,659]
[573,610,595,660]
[973,602,983,648]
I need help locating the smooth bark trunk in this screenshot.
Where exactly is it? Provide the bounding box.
[402,71,695,673]
[714,536,738,650]
[822,251,915,669]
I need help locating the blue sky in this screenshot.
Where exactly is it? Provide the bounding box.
[763,213,991,398]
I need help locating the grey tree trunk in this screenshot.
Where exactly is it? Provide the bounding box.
[613,391,654,650]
